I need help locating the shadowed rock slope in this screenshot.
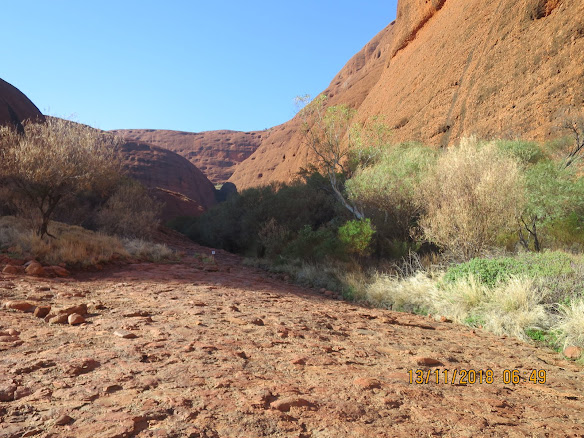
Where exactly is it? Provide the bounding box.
[112,129,264,184]
[119,141,217,220]
[229,0,584,189]
[0,79,45,131]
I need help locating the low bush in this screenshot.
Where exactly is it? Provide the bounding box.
[443,251,575,287]
[338,218,375,256]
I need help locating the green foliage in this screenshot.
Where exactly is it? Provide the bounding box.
[443,251,574,288]
[338,218,375,256]
[283,225,346,262]
[171,172,348,258]
[346,144,437,242]
[495,139,546,165]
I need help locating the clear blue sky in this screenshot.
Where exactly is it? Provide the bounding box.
[2,1,396,133]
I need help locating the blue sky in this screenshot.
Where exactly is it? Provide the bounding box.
[2,1,396,133]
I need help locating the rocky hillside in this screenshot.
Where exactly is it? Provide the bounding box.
[229,0,584,189]
[119,141,217,220]
[112,129,264,184]
[0,79,45,131]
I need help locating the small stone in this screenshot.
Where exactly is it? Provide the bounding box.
[4,301,36,312]
[0,384,17,401]
[353,377,382,389]
[324,290,334,297]
[270,396,317,412]
[68,313,85,325]
[563,346,583,359]
[290,356,307,365]
[34,306,51,318]
[114,330,137,339]
[25,261,46,277]
[234,351,248,359]
[440,316,453,323]
[415,357,444,367]
[55,414,73,426]
[2,265,23,275]
[48,314,69,324]
[50,266,70,277]
[319,288,326,294]
[250,318,264,326]
[6,328,20,336]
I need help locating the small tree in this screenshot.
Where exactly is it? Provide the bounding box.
[297,95,364,219]
[0,118,122,238]
[559,109,584,169]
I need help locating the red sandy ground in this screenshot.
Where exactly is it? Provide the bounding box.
[1,240,583,437]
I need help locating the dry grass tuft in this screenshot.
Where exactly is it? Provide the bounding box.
[553,299,584,349]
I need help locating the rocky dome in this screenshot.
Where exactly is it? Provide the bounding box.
[0,78,45,130]
[111,129,263,184]
[119,141,217,220]
[228,0,584,189]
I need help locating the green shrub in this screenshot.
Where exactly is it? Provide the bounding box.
[495,139,546,165]
[283,225,346,262]
[443,251,574,287]
[338,218,375,256]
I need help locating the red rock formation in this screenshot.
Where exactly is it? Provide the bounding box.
[119,141,217,220]
[229,0,584,189]
[112,129,263,184]
[0,79,45,130]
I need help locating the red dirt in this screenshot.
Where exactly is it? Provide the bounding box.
[1,240,583,437]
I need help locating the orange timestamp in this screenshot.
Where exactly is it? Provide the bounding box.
[408,369,547,385]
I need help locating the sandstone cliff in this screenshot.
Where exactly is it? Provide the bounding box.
[112,129,263,184]
[229,0,584,189]
[119,141,217,220]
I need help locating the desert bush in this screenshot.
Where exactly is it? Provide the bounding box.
[0,216,128,266]
[495,139,546,165]
[419,137,524,260]
[443,251,574,288]
[553,299,584,349]
[338,218,375,256]
[96,179,162,238]
[257,218,291,259]
[0,118,122,238]
[122,238,175,262]
[283,225,346,262]
[346,143,437,245]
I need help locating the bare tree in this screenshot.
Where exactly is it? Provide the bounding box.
[297,95,364,220]
[560,109,584,169]
[0,118,122,238]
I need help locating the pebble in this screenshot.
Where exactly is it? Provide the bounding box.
[415,357,444,367]
[563,346,583,359]
[55,414,73,426]
[353,377,382,389]
[270,396,317,412]
[68,313,85,325]
[34,306,51,318]
[25,261,46,277]
[114,330,138,339]
[4,301,36,312]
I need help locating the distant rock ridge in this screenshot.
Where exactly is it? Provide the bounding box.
[111,129,263,184]
[0,79,45,131]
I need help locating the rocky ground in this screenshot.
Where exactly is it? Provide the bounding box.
[1,242,583,438]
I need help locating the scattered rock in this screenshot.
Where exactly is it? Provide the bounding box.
[290,356,307,365]
[114,330,138,339]
[4,301,36,312]
[270,396,317,412]
[353,377,382,390]
[324,290,334,297]
[55,414,73,426]
[68,313,85,325]
[563,346,583,360]
[440,316,453,323]
[0,384,16,401]
[45,304,88,323]
[25,261,46,277]
[415,357,444,367]
[50,266,70,277]
[64,358,100,376]
[2,264,23,275]
[250,318,264,326]
[34,306,51,318]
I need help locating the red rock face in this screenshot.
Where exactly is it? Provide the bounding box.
[229,0,584,189]
[0,78,45,130]
[119,141,217,220]
[112,129,263,184]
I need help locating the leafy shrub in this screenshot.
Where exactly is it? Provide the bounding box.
[443,251,575,287]
[495,139,545,165]
[283,225,346,262]
[338,218,375,256]
[419,137,525,260]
